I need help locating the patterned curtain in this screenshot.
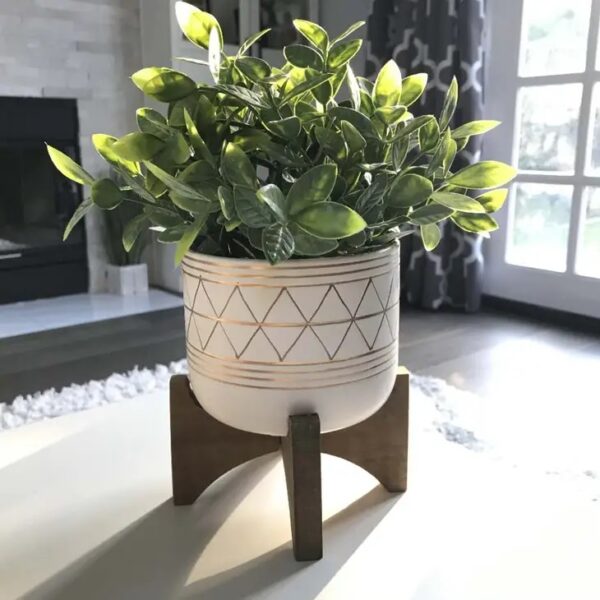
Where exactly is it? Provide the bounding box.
[366,0,486,312]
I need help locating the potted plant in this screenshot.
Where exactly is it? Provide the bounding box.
[103,201,150,295]
[47,2,515,436]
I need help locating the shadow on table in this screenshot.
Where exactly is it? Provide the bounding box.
[23,456,402,600]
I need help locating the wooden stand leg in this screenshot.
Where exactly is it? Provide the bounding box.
[281,414,323,561]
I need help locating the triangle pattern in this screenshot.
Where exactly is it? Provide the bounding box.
[204,322,236,357]
[238,286,282,322]
[288,285,329,321]
[262,326,306,360]
[356,314,384,349]
[373,312,394,349]
[187,314,202,350]
[355,281,383,317]
[311,322,352,359]
[372,274,393,309]
[391,270,400,305]
[334,323,369,359]
[333,279,370,316]
[312,286,351,322]
[241,328,280,361]
[221,288,256,322]
[222,323,259,357]
[184,308,191,337]
[192,281,217,317]
[183,277,199,308]
[285,327,329,362]
[264,290,305,324]
[194,314,219,349]
[202,281,235,316]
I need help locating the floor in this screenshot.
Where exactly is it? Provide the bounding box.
[0,290,182,339]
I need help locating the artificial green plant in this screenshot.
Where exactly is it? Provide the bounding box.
[47,2,516,265]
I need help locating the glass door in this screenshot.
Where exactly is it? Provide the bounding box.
[484,0,600,318]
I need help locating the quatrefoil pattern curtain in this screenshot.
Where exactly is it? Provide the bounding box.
[366,0,486,311]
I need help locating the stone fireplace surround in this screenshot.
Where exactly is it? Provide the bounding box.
[0,0,142,293]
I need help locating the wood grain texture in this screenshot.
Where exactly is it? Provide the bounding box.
[169,375,280,505]
[281,414,323,561]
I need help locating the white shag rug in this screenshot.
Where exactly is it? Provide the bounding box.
[1,360,598,500]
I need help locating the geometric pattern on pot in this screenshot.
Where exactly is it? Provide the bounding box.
[182,260,400,364]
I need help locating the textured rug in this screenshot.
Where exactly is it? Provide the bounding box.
[1,360,597,500]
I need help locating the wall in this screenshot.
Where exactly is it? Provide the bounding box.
[0,0,142,292]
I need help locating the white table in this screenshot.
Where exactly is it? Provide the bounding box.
[1,391,599,600]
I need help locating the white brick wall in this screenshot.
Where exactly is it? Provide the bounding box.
[0,0,143,292]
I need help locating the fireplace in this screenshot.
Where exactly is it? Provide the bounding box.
[0,97,88,304]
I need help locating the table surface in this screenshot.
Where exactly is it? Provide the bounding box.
[1,390,599,600]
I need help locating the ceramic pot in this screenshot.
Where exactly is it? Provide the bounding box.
[106,263,149,295]
[182,243,400,436]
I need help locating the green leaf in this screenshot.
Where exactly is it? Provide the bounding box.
[439,76,458,130]
[238,28,271,56]
[400,73,428,107]
[374,105,407,125]
[295,202,366,239]
[174,213,208,265]
[420,223,441,250]
[123,214,149,252]
[234,185,272,227]
[158,225,187,243]
[91,178,122,210]
[112,132,164,161]
[448,161,517,189]
[451,120,500,139]
[236,56,271,81]
[92,134,139,175]
[262,223,295,264]
[132,67,196,102]
[284,44,323,69]
[388,174,433,208]
[158,131,191,165]
[394,115,435,141]
[136,107,171,140]
[431,191,485,213]
[144,207,183,228]
[257,184,287,223]
[46,145,94,186]
[331,21,366,45]
[217,186,236,220]
[373,59,402,107]
[221,143,257,189]
[265,116,302,140]
[410,203,454,225]
[144,161,210,203]
[327,39,362,69]
[341,120,366,154]
[452,213,499,234]
[329,106,377,139]
[288,164,338,215]
[290,223,338,256]
[293,19,329,53]
[311,78,333,105]
[183,108,215,166]
[215,84,269,109]
[115,167,156,204]
[282,73,332,104]
[315,126,347,162]
[175,0,223,49]
[346,65,361,110]
[418,119,440,153]
[476,188,508,213]
[208,25,222,83]
[63,197,93,240]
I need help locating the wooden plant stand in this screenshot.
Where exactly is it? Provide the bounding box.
[169,368,409,562]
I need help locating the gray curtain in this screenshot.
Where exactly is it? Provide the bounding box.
[366,0,486,311]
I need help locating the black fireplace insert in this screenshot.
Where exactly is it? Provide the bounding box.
[0,97,88,304]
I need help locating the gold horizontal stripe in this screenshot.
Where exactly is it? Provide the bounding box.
[185,301,399,327]
[181,267,397,288]
[181,261,395,281]
[184,246,397,271]
[188,353,396,384]
[186,342,397,375]
[188,357,397,390]
[185,338,398,366]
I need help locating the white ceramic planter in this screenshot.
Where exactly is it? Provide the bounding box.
[182,243,400,436]
[106,263,149,296]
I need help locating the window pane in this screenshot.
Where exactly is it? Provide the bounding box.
[576,188,600,278]
[520,0,590,76]
[516,84,581,173]
[507,183,572,272]
[586,83,600,174]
